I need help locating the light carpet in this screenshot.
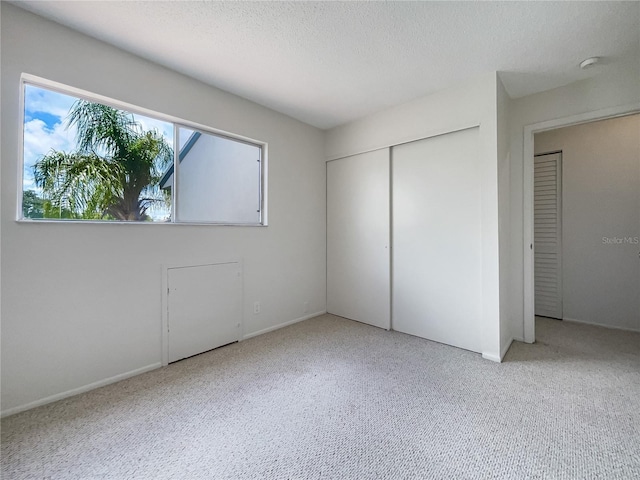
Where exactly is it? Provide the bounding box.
[2,315,639,479]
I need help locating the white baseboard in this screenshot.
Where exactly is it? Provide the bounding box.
[563,317,640,333]
[482,338,514,363]
[512,336,525,343]
[1,363,162,418]
[500,338,514,361]
[482,352,501,363]
[3,313,328,417]
[242,311,326,340]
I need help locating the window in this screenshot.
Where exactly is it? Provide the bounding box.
[162,127,262,224]
[20,78,265,225]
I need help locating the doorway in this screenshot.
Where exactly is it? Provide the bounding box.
[525,110,640,341]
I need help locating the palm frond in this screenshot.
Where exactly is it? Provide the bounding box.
[34,100,174,221]
[67,100,138,158]
[34,150,123,218]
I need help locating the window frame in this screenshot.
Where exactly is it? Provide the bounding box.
[18,74,268,226]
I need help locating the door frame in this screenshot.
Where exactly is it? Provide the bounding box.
[522,103,640,343]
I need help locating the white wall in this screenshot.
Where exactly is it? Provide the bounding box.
[497,75,512,358]
[0,4,326,415]
[508,65,640,341]
[326,72,503,361]
[534,115,640,331]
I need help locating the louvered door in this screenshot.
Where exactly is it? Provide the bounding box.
[534,152,563,319]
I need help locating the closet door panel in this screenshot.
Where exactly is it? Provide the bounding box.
[327,149,390,329]
[392,128,482,352]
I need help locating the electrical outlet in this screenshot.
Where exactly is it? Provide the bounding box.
[253,301,261,314]
[303,301,309,314]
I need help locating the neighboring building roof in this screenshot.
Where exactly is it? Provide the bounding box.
[159,131,201,189]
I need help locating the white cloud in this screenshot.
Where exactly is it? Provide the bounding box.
[24,85,76,121]
[22,118,77,190]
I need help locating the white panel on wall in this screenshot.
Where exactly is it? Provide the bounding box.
[168,262,242,363]
[392,128,482,353]
[534,152,563,319]
[327,149,390,329]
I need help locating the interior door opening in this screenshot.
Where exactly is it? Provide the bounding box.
[531,113,640,336]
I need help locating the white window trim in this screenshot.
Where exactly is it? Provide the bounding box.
[17,73,268,226]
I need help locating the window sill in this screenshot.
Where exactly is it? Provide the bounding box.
[16,219,268,227]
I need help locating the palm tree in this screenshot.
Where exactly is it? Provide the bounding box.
[33,100,173,221]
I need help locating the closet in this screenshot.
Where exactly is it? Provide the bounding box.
[327,128,483,353]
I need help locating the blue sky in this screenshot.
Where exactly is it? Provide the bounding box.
[23,85,77,191]
[23,84,175,219]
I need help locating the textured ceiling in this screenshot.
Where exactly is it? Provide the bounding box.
[12,1,640,129]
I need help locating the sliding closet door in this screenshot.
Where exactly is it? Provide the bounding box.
[392,128,482,352]
[327,149,390,329]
